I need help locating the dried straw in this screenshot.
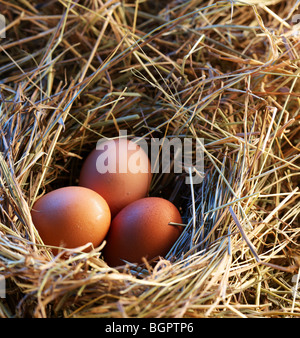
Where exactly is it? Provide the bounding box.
[0,0,299,318]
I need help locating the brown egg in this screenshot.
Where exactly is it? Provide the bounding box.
[31,186,111,254]
[79,138,152,217]
[103,197,183,266]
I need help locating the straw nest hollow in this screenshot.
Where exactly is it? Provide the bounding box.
[0,0,299,318]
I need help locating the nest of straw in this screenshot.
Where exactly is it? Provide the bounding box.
[0,0,299,318]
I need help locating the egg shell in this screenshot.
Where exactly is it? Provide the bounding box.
[79,138,152,217]
[31,186,111,254]
[103,197,183,266]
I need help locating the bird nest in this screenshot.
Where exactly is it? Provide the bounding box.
[0,0,299,318]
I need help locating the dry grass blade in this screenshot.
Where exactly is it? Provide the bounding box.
[0,0,299,318]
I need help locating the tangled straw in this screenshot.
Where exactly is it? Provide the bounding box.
[0,0,299,317]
